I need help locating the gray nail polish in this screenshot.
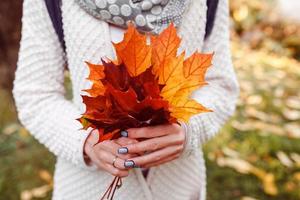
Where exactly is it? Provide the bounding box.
[118,147,128,154]
[124,160,135,168]
[120,130,128,137]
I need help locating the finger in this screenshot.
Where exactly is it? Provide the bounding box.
[99,162,129,178]
[114,138,140,156]
[128,145,183,167]
[96,150,128,170]
[85,144,102,167]
[143,152,179,168]
[98,140,121,154]
[125,134,184,154]
[115,136,144,156]
[126,123,181,139]
[85,129,100,147]
[96,141,134,160]
[114,137,139,146]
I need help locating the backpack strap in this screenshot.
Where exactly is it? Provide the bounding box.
[45,0,66,51]
[45,0,219,51]
[205,0,219,39]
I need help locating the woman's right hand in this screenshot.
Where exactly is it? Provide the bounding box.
[83,129,138,177]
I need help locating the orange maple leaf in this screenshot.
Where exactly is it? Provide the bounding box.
[113,23,152,77]
[83,62,106,96]
[151,23,181,84]
[83,80,106,97]
[183,52,213,82]
[85,61,105,81]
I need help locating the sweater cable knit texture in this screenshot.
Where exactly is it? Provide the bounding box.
[13,0,239,199]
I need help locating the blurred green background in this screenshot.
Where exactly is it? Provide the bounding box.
[0,0,300,200]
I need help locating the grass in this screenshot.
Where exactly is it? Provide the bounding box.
[0,90,54,200]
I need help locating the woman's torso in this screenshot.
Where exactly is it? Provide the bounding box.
[53,0,208,199]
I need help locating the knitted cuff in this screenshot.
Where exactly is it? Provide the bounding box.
[178,121,199,158]
[74,128,98,171]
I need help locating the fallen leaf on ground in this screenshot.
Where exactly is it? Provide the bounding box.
[276,151,293,168]
[21,185,52,200]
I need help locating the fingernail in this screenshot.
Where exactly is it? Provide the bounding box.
[120,130,128,137]
[124,160,135,168]
[118,147,128,154]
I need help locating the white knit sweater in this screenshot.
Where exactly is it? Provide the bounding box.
[13,0,239,199]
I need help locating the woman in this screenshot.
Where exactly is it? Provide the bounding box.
[13,0,239,199]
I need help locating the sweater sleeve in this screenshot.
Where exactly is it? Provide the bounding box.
[181,0,239,156]
[13,0,94,169]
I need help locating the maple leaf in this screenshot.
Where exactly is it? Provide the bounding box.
[101,60,130,91]
[80,95,113,123]
[106,84,138,113]
[83,80,106,97]
[77,117,95,130]
[169,98,212,122]
[98,128,121,142]
[85,61,105,81]
[113,23,152,77]
[81,95,107,112]
[155,28,213,122]
[160,53,186,100]
[166,52,213,102]
[170,81,208,103]
[142,82,161,99]
[151,23,181,83]
[83,62,106,97]
[183,52,213,82]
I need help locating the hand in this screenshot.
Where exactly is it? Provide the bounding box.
[83,129,138,177]
[118,123,186,168]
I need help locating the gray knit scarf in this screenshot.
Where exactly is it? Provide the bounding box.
[75,0,191,34]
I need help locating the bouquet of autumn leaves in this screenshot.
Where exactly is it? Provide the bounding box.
[78,23,213,143]
[78,23,213,200]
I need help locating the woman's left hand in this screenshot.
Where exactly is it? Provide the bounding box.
[118,123,186,168]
